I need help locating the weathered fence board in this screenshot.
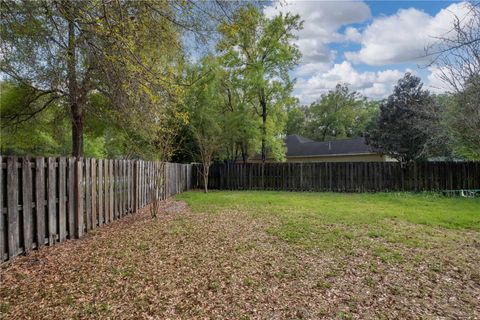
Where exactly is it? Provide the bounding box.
[91,159,97,230]
[0,156,4,261]
[22,158,33,253]
[1,157,194,264]
[75,159,83,238]
[85,159,92,231]
[98,160,103,227]
[199,162,480,192]
[59,158,67,242]
[109,160,114,223]
[6,157,475,265]
[35,158,46,248]
[67,158,75,239]
[7,157,19,258]
[47,157,56,246]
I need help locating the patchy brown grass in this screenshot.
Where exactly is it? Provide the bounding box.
[1,194,479,319]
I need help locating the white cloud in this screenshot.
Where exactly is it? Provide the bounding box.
[264,0,371,74]
[425,66,452,94]
[295,61,409,103]
[262,1,464,102]
[345,2,473,65]
[295,61,333,77]
[344,27,362,42]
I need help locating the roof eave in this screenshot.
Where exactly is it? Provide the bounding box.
[286,152,381,158]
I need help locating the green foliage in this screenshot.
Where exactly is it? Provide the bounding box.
[215,64,262,162]
[366,73,436,162]
[176,4,303,164]
[284,85,378,143]
[218,100,262,162]
[184,56,225,190]
[2,1,475,164]
[0,81,163,159]
[0,0,185,158]
[1,81,69,156]
[444,76,480,159]
[416,94,456,159]
[302,84,378,141]
[285,107,306,136]
[218,4,302,161]
[186,57,224,146]
[1,2,303,162]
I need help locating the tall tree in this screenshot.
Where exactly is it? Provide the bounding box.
[366,73,436,163]
[0,81,71,156]
[285,106,306,136]
[185,57,225,192]
[445,76,480,159]
[1,1,83,155]
[427,2,479,93]
[218,4,302,162]
[0,0,223,157]
[426,2,480,159]
[0,80,170,159]
[217,65,262,163]
[302,84,377,141]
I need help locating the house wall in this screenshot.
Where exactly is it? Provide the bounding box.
[248,153,395,163]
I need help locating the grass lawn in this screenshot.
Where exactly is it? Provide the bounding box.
[1,191,479,319]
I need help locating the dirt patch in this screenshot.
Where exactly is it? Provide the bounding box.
[164,200,188,214]
[1,201,479,319]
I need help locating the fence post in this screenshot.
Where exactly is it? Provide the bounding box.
[133,160,137,212]
[91,158,97,229]
[47,157,56,245]
[164,162,168,199]
[74,158,84,238]
[35,158,46,247]
[104,159,110,224]
[7,157,19,259]
[67,157,75,238]
[128,160,131,214]
[58,157,67,242]
[0,156,3,261]
[22,157,33,253]
[109,160,114,221]
[300,163,304,190]
[98,159,103,226]
[85,159,92,230]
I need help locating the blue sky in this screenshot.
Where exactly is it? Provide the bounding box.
[264,0,470,103]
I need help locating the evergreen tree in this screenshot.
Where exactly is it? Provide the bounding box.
[366,73,435,162]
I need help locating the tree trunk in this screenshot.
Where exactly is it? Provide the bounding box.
[260,88,267,163]
[203,163,209,193]
[67,4,83,157]
[234,144,239,164]
[321,124,330,141]
[71,113,83,157]
[241,143,247,163]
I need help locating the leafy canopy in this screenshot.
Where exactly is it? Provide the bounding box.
[366,73,436,162]
[217,4,302,161]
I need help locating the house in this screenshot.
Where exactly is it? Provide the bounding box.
[249,134,395,163]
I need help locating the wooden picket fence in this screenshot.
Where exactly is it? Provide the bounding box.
[3,158,479,264]
[200,162,480,192]
[0,156,194,264]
